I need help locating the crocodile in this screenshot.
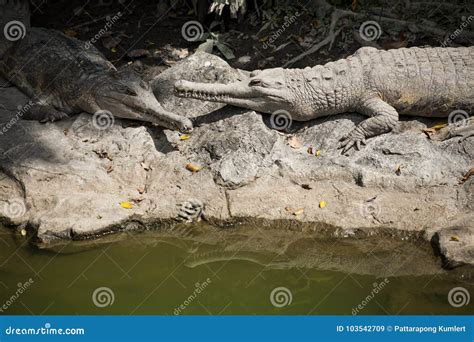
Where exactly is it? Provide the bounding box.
[175,46,474,151]
[0,0,192,131]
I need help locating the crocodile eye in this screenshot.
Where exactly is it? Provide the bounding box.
[125,88,138,96]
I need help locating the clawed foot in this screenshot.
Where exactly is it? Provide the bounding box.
[176,199,204,223]
[338,133,366,154]
[39,111,69,123]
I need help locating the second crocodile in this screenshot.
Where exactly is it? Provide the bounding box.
[175,46,474,151]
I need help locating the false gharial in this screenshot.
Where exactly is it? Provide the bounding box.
[0,0,192,131]
[175,46,474,151]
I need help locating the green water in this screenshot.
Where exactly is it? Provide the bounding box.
[0,224,472,315]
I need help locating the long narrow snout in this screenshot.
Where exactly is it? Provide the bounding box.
[174,80,253,101]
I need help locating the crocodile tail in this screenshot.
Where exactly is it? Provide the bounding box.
[0,0,30,58]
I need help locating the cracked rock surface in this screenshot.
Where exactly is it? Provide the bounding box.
[0,52,472,268]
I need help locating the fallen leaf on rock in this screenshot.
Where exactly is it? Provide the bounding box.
[319,201,327,208]
[395,164,402,176]
[120,201,133,209]
[430,123,448,130]
[460,167,474,184]
[293,208,304,216]
[141,162,151,171]
[179,134,190,141]
[64,29,77,37]
[127,49,151,58]
[315,150,321,157]
[287,136,302,149]
[186,163,201,172]
[103,36,122,49]
[450,235,460,242]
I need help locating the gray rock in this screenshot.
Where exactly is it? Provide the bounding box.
[0,52,472,269]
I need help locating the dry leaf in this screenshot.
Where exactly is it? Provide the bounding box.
[179,134,190,141]
[315,150,321,157]
[64,29,77,37]
[287,136,302,149]
[450,235,460,242]
[127,49,151,58]
[120,201,133,209]
[186,163,201,172]
[460,167,474,184]
[319,201,327,208]
[293,208,304,216]
[395,165,402,176]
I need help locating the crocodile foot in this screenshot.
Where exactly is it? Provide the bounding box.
[339,132,366,154]
[23,103,69,123]
[176,199,204,223]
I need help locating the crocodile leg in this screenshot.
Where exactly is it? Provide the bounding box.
[22,102,69,123]
[339,97,398,153]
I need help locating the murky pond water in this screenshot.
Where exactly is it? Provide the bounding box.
[0,223,472,315]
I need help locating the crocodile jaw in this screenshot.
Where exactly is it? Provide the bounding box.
[174,80,278,114]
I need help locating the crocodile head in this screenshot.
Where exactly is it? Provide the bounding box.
[94,64,193,132]
[174,68,308,119]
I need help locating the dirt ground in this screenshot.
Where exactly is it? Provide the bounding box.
[29,0,474,72]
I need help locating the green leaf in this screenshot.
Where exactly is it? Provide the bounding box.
[196,39,214,53]
[214,41,235,59]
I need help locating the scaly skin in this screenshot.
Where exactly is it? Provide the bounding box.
[175,46,474,151]
[0,1,192,131]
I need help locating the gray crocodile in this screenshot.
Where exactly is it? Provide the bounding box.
[0,0,192,131]
[175,46,474,151]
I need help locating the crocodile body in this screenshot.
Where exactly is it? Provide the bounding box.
[175,46,474,151]
[0,0,192,131]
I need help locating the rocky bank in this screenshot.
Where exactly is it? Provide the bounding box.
[0,53,472,269]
